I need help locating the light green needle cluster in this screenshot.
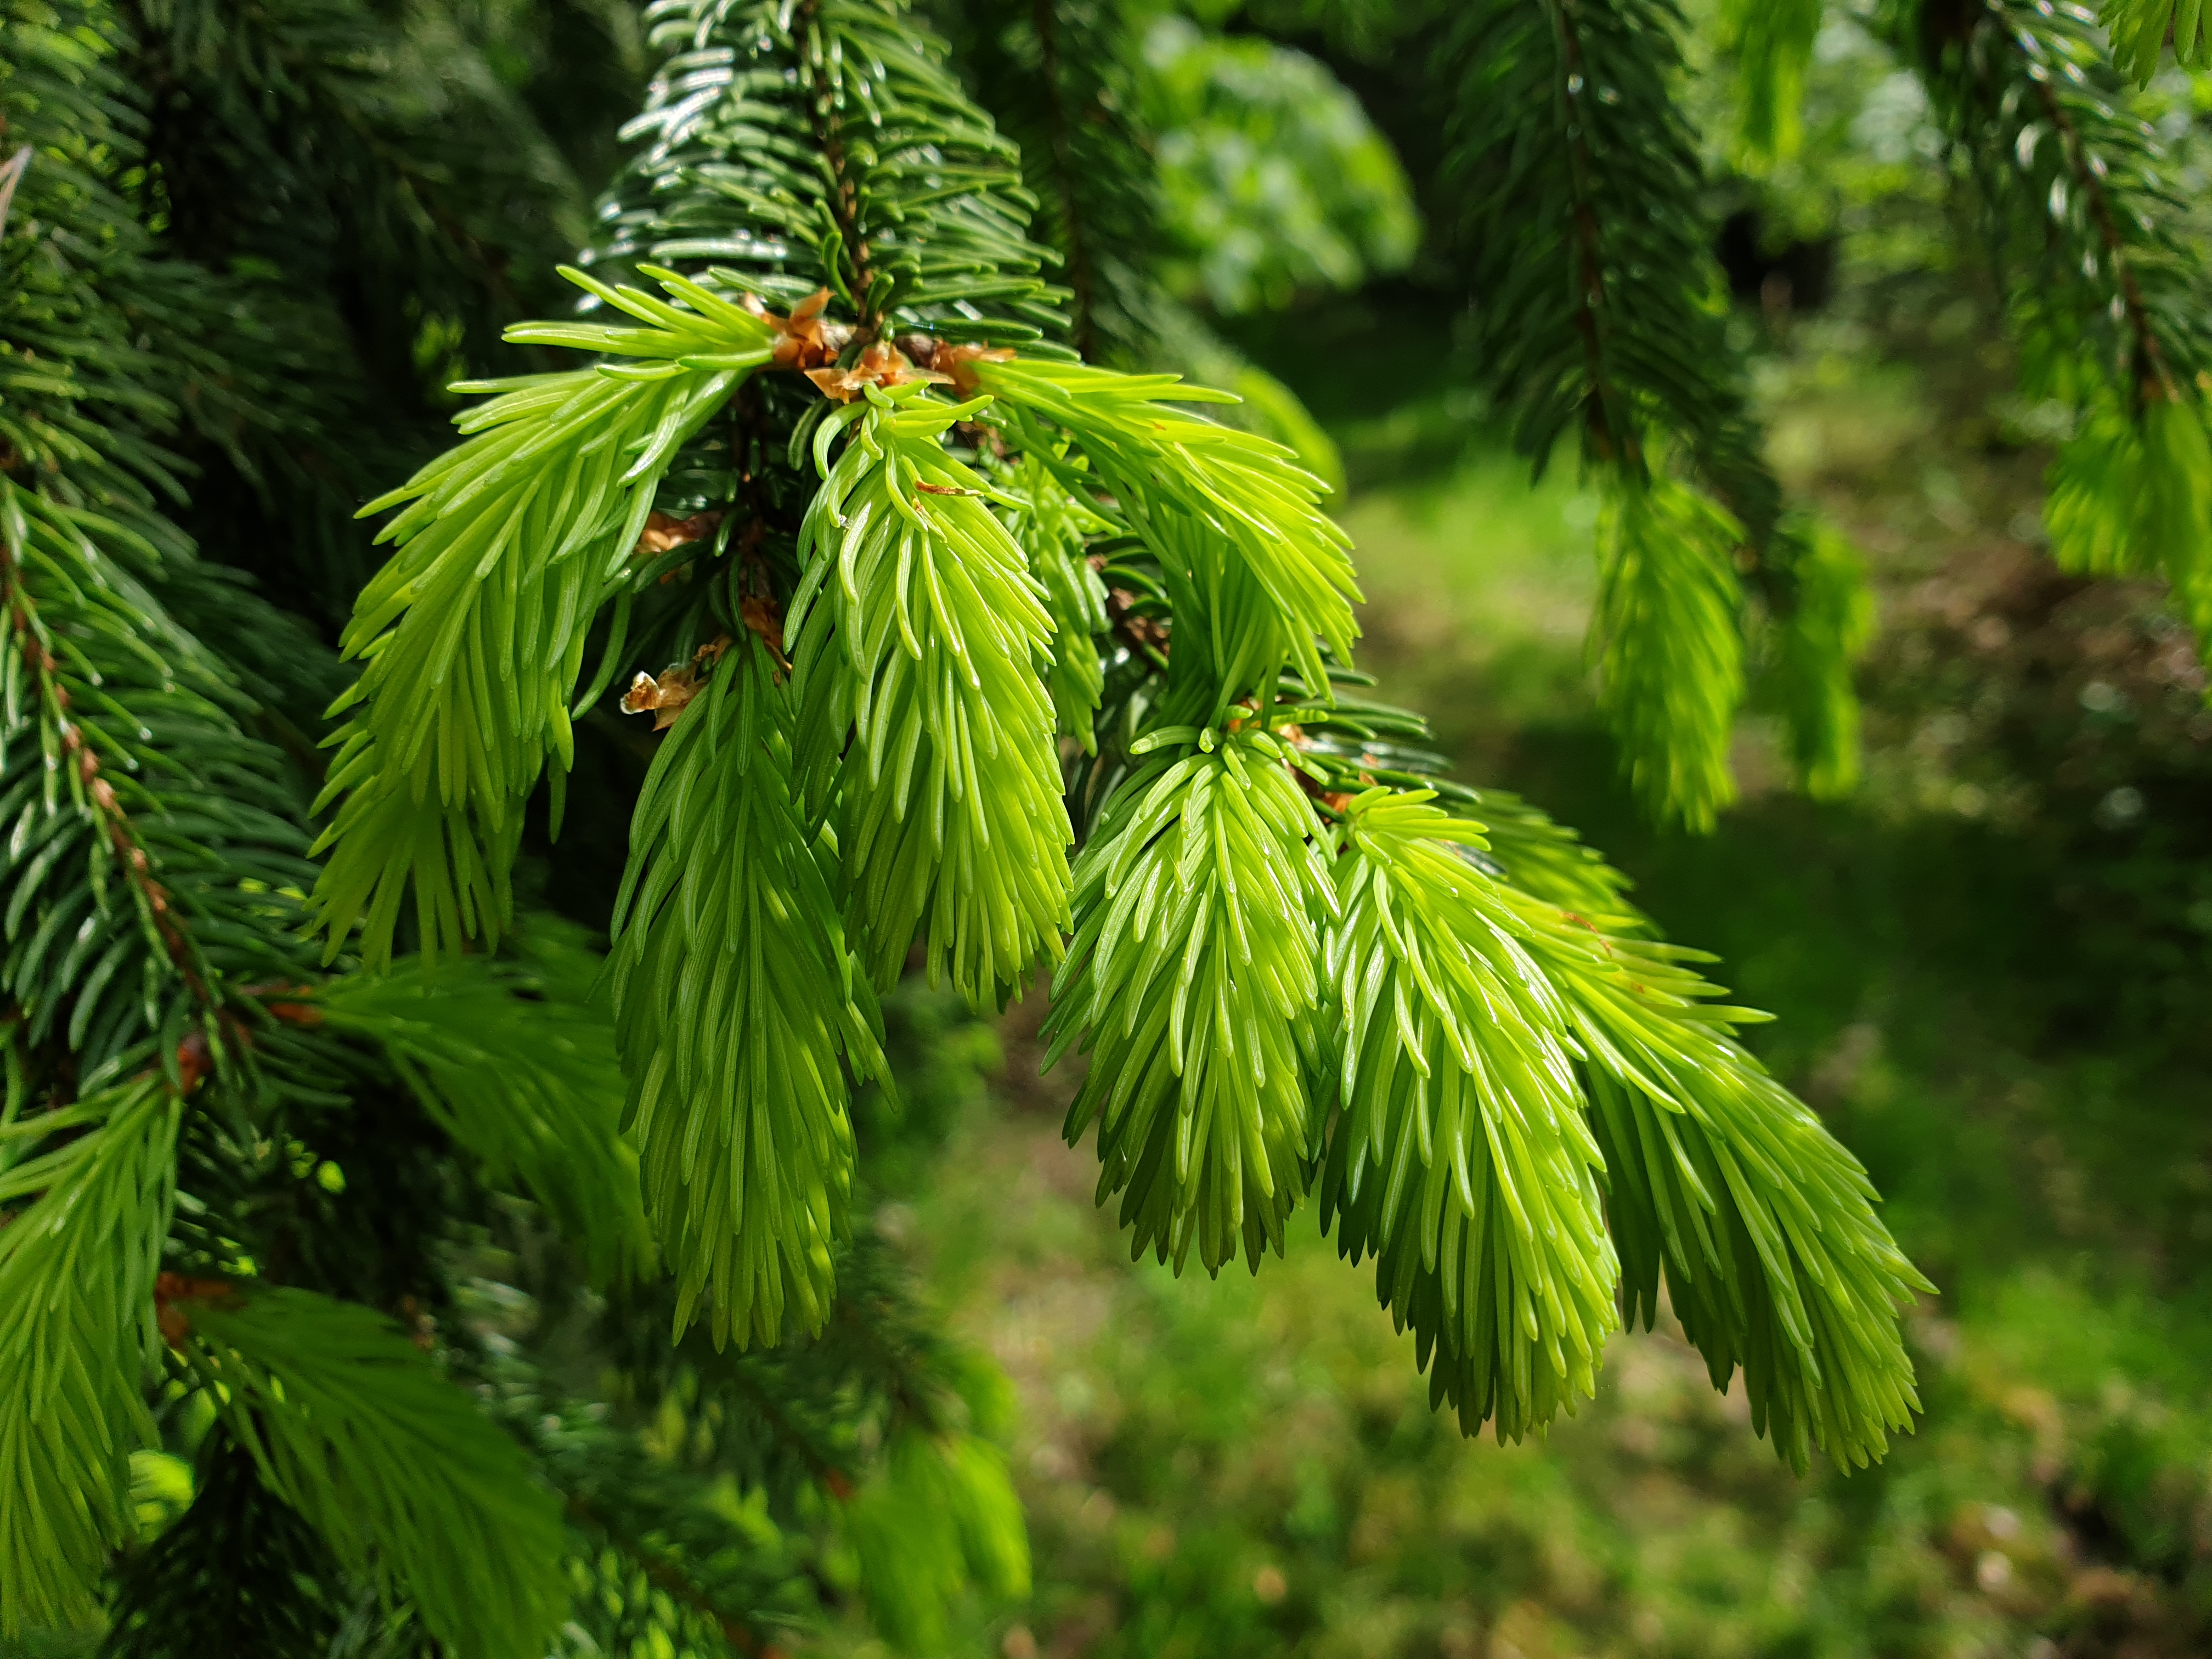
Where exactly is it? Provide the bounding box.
[180,1287,571,1659]
[1593,477,1747,832]
[974,357,1359,711]
[2047,400,2212,640]
[2103,0,2209,82]
[848,1425,1031,1654]
[1448,786,1644,927]
[0,1081,177,1635]
[997,452,1113,753]
[303,252,1927,1464]
[610,631,891,1348]
[1313,791,1931,1468]
[1044,730,1335,1274]
[284,0,1933,1473]
[1718,0,1824,163]
[790,386,1072,1005]
[0,0,2006,1640]
[1509,897,1937,1472]
[312,266,772,966]
[1321,792,1618,1442]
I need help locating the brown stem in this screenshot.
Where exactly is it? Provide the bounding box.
[0,531,216,1016]
[2024,66,2177,404]
[1549,0,1640,472]
[797,0,879,338]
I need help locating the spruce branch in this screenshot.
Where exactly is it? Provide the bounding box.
[1719,0,1826,163]
[942,0,1159,362]
[788,384,1072,1003]
[1591,477,1747,832]
[1319,793,1618,1442]
[1918,0,2212,662]
[1444,0,1865,821]
[1316,791,1931,1467]
[608,629,891,1348]
[847,1425,1029,1652]
[0,1079,179,1634]
[0,483,317,1088]
[973,356,1361,715]
[995,449,1113,753]
[171,1284,571,1659]
[311,266,774,968]
[1519,906,1934,1472]
[1043,731,1336,1276]
[600,0,1066,346]
[258,0,1934,1494]
[562,1491,796,1658]
[2101,0,2211,82]
[311,927,653,1288]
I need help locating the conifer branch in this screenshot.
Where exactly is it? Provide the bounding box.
[945,0,1158,363]
[1044,732,1336,1274]
[174,1285,571,1659]
[2101,0,2210,82]
[2029,64,2177,406]
[112,0,1929,1511]
[609,630,890,1348]
[1919,0,2212,656]
[0,1080,178,1634]
[0,486,317,1087]
[561,1487,793,1658]
[311,266,774,967]
[1028,0,1099,354]
[0,496,210,1007]
[1444,0,1866,821]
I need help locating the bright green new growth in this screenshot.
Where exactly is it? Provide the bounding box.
[2047,399,2212,641]
[1516,894,1933,1474]
[1446,0,1872,826]
[1322,793,1617,1444]
[974,356,1361,713]
[848,1425,1031,1652]
[998,451,1114,753]
[0,1082,177,1631]
[313,267,774,967]
[1318,791,1931,1471]
[2103,0,2209,83]
[308,296,1921,1464]
[1718,0,1825,163]
[293,0,1925,1497]
[610,631,890,1348]
[1592,478,1747,833]
[1045,733,1335,1276]
[790,386,1073,1005]
[178,1287,571,1659]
